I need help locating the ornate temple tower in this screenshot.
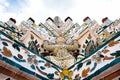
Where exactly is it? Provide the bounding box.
[0,17,120,80]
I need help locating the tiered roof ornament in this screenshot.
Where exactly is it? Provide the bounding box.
[0,16,120,80]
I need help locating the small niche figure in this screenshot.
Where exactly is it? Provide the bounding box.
[43,34,79,68]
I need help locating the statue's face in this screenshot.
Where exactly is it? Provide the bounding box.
[56,37,66,44]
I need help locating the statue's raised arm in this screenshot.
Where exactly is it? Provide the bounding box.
[43,40,55,51]
[66,40,79,51]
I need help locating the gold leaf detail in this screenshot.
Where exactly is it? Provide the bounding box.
[108,41,119,47]
[30,34,34,40]
[103,49,109,54]
[82,67,90,77]
[2,46,12,57]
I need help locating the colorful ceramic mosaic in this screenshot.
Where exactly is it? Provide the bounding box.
[0,17,120,79]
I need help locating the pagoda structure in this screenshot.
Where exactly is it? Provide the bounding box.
[0,16,120,80]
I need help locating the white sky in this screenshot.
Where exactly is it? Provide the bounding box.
[0,0,120,25]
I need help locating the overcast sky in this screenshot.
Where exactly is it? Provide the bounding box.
[0,0,120,25]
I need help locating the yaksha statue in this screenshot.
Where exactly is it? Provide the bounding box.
[43,35,79,68]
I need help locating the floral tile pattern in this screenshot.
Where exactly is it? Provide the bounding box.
[0,17,120,79]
